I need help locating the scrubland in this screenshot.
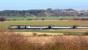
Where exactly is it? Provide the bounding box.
[0,32,88,50]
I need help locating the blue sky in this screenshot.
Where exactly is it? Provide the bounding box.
[0,0,88,10]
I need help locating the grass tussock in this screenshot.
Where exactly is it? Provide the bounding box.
[0,32,88,50]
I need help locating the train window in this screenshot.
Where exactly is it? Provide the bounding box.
[20,26,26,29]
[26,26,31,29]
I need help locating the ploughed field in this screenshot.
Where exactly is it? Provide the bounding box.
[0,20,88,34]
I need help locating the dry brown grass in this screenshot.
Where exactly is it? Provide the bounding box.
[0,32,88,50]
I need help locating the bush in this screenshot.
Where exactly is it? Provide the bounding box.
[32,33,37,36]
[0,17,6,21]
[27,19,32,20]
[80,18,88,20]
[83,32,88,35]
[38,34,48,36]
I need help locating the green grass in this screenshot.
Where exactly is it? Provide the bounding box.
[0,20,88,34]
[8,29,88,35]
[6,16,78,20]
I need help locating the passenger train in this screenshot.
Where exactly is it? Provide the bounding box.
[9,25,78,29]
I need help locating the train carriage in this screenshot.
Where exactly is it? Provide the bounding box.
[9,25,88,29]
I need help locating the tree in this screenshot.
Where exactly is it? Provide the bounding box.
[0,17,6,21]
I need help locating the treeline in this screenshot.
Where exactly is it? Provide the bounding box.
[0,8,88,17]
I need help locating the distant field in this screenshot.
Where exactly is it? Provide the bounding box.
[6,16,81,20]
[0,20,88,34]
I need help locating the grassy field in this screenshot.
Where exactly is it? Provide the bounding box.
[0,20,88,34]
[0,17,88,50]
[0,32,88,50]
[6,16,76,20]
